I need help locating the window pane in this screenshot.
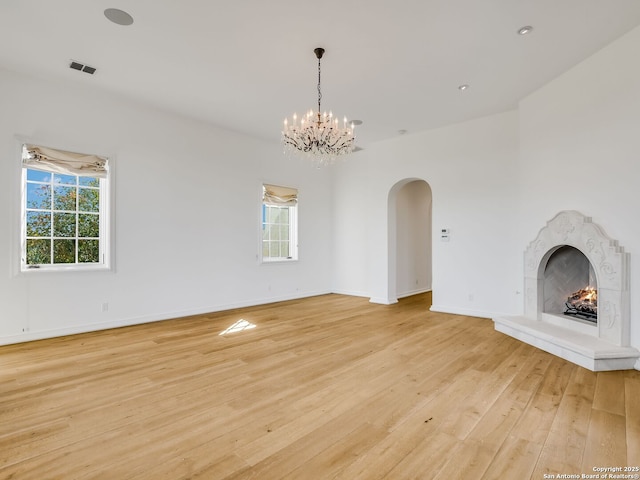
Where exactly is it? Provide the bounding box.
[281,242,290,258]
[269,241,279,257]
[279,225,289,241]
[26,211,51,237]
[78,213,99,238]
[262,241,269,258]
[78,187,99,212]
[269,207,280,224]
[53,239,76,263]
[262,224,270,241]
[27,169,51,182]
[280,208,289,223]
[26,239,51,264]
[79,177,99,187]
[26,183,51,209]
[54,186,76,211]
[271,225,280,241]
[78,240,99,263]
[53,212,76,237]
[54,173,77,186]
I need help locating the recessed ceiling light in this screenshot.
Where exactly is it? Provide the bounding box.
[104,8,134,26]
[458,84,469,91]
[518,25,533,35]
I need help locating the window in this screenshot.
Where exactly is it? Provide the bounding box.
[20,144,110,271]
[262,184,298,262]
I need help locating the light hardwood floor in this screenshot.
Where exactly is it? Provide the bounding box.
[1,293,639,479]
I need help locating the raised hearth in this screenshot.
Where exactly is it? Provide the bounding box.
[494,211,639,371]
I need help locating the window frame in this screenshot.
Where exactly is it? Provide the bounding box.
[260,185,298,264]
[16,141,114,274]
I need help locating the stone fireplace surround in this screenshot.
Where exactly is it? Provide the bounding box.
[494,211,639,371]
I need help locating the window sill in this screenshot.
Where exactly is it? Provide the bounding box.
[20,264,112,274]
[261,258,298,265]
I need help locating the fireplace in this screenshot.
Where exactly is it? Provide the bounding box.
[493,211,639,371]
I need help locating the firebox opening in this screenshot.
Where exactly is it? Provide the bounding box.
[542,245,597,325]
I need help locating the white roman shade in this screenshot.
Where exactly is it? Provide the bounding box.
[263,184,298,206]
[23,144,108,178]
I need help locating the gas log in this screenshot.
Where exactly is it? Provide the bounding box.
[564,288,597,322]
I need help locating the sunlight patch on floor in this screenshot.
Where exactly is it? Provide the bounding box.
[219,319,256,335]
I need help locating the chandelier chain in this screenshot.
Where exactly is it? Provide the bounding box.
[317,56,322,118]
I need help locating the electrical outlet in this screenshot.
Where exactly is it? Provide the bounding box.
[101,302,109,312]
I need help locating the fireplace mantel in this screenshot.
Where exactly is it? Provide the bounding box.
[494,211,639,371]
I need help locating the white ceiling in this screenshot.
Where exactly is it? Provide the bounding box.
[2,0,640,148]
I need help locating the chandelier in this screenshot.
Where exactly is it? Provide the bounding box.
[282,47,355,166]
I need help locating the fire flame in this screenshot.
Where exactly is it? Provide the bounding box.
[566,287,598,319]
[579,287,597,303]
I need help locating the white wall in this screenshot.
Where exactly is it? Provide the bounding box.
[0,68,333,344]
[517,25,640,357]
[332,111,521,315]
[330,152,371,297]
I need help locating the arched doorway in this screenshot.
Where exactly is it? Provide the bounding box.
[388,179,432,304]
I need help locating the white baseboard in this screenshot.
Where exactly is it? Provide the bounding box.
[429,304,507,319]
[0,289,332,346]
[369,297,398,305]
[330,289,371,298]
[397,288,431,299]
[368,289,432,305]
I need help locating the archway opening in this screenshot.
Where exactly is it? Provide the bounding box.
[388,179,432,306]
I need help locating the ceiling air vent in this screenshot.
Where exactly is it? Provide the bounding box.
[69,61,96,75]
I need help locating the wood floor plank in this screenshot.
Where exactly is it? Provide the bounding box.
[432,440,496,479]
[1,292,639,480]
[626,374,640,465]
[592,370,626,415]
[436,342,530,440]
[384,430,460,479]
[531,366,598,477]
[582,409,627,470]
[464,350,553,451]
[508,356,576,446]
[481,436,542,480]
